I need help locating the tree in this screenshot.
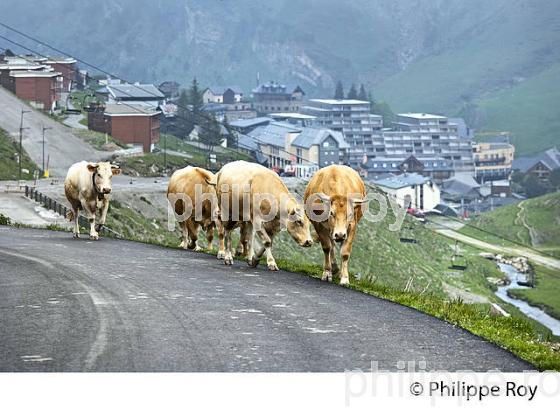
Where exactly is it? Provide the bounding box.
[223,117,237,149]
[358,84,367,101]
[188,78,204,112]
[334,81,344,100]
[371,100,395,127]
[176,88,195,138]
[347,84,358,99]
[522,175,548,198]
[198,114,223,153]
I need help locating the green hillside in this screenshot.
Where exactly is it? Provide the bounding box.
[0,128,39,180]
[460,191,560,258]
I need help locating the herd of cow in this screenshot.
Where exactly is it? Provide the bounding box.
[64,160,367,285]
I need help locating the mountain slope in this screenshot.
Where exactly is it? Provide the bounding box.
[1,0,559,153]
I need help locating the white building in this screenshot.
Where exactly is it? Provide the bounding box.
[203,86,244,104]
[373,173,440,211]
[301,99,383,167]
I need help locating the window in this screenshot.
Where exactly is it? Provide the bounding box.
[323,141,330,147]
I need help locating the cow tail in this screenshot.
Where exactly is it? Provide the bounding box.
[67,210,75,221]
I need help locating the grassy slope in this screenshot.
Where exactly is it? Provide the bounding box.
[509,265,560,321]
[460,192,560,257]
[0,128,39,180]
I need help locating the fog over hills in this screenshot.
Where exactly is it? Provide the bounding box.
[1,0,559,153]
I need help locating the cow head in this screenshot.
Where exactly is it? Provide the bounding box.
[318,194,367,243]
[287,205,313,247]
[87,162,121,195]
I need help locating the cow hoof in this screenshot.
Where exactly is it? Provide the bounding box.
[339,277,350,286]
[267,262,279,271]
[194,245,203,252]
[73,233,80,239]
[216,250,226,260]
[89,234,99,241]
[224,255,234,265]
[321,271,332,282]
[248,257,259,268]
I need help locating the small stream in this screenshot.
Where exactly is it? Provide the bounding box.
[495,263,560,336]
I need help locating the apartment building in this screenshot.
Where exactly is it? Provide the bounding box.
[382,113,475,173]
[301,99,383,167]
[251,81,305,114]
[473,142,515,183]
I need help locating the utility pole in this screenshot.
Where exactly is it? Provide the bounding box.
[163,122,167,170]
[18,109,31,180]
[41,125,52,174]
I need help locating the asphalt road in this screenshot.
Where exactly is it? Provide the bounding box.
[0,227,533,372]
[0,87,104,177]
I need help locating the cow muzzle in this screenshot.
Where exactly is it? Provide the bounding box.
[333,232,347,243]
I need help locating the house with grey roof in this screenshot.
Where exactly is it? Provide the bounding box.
[251,81,305,115]
[362,155,454,184]
[203,86,244,104]
[372,172,441,211]
[289,127,349,167]
[513,147,560,184]
[106,83,165,108]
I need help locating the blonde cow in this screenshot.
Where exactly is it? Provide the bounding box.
[304,165,366,285]
[217,161,313,270]
[167,166,224,254]
[64,161,121,240]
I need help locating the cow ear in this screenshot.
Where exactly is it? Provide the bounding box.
[87,163,99,173]
[205,174,217,186]
[317,193,331,203]
[352,197,368,205]
[111,166,121,175]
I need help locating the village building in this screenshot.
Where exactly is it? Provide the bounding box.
[45,58,77,91]
[301,99,383,167]
[372,173,441,211]
[105,83,165,108]
[0,60,48,89]
[473,141,515,183]
[86,103,161,153]
[382,114,475,174]
[289,127,349,168]
[361,155,454,184]
[6,70,62,111]
[158,81,180,99]
[251,82,305,115]
[513,147,560,184]
[203,86,244,104]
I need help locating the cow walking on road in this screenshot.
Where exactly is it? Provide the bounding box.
[167,166,224,254]
[64,161,121,240]
[217,161,313,270]
[304,165,367,285]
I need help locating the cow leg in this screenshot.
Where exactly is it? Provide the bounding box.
[339,224,357,286]
[216,219,226,260]
[224,227,234,265]
[251,222,277,271]
[186,219,202,251]
[235,222,249,256]
[96,198,109,233]
[179,221,189,249]
[80,197,98,240]
[330,240,340,275]
[316,225,333,282]
[72,206,80,238]
[205,224,214,251]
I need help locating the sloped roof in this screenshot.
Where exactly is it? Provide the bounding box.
[236,133,259,151]
[291,127,349,149]
[107,83,165,99]
[513,148,560,173]
[205,85,244,95]
[373,173,431,189]
[230,117,271,129]
[248,122,301,148]
[441,173,481,198]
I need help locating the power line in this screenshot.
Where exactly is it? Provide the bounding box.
[0,28,320,166]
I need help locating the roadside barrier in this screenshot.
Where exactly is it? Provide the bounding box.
[24,185,122,238]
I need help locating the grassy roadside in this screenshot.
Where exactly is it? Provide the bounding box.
[0,128,40,180]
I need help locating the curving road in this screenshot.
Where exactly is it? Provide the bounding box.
[0,227,533,372]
